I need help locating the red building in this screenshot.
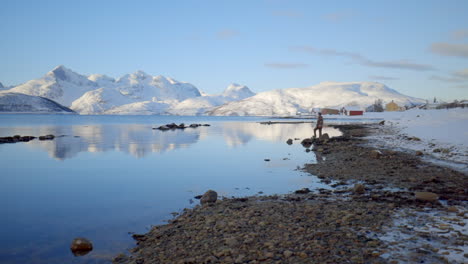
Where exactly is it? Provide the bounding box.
[349,110,363,116]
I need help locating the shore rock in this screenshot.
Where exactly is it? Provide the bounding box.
[70,237,93,256]
[38,134,55,140]
[295,188,311,194]
[286,139,293,145]
[415,192,439,202]
[320,133,330,140]
[200,190,217,205]
[370,150,382,159]
[353,184,366,194]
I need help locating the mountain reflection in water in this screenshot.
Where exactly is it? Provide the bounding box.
[0,118,343,264]
[1,122,341,159]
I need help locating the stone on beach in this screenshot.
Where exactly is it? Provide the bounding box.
[353,184,366,194]
[200,190,218,205]
[286,139,293,145]
[320,133,330,140]
[415,192,439,202]
[370,150,382,159]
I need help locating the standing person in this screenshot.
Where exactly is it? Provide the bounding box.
[314,112,323,138]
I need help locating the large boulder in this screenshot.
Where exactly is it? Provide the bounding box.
[70,237,93,256]
[200,190,218,205]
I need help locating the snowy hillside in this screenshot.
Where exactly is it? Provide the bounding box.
[208,82,425,116]
[5,65,205,114]
[9,65,98,106]
[0,92,75,113]
[167,83,256,115]
[4,66,425,116]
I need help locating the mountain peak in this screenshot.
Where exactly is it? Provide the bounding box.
[132,70,150,78]
[223,83,255,100]
[47,65,77,81]
[0,82,4,89]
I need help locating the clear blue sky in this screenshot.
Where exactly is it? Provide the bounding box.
[1,0,467,100]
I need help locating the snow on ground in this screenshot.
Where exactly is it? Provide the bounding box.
[358,108,468,172]
[346,108,468,263]
[371,206,467,264]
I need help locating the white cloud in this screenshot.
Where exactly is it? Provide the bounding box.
[430,42,468,58]
[454,68,468,79]
[451,29,468,40]
[291,46,435,71]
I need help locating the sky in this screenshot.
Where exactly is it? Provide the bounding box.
[1,0,467,101]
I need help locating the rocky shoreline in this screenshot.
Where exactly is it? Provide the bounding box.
[113,124,467,264]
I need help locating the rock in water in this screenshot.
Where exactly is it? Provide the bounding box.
[301,138,313,148]
[200,190,217,205]
[286,139,293,145]
[379,120,385,125]
[70,237,93,256]
[415,192,439,202]
[38,134,55,140]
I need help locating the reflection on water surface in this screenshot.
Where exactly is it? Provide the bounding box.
[0,115,341,264]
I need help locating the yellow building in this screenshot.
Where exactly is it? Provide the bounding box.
[385,101,402,111]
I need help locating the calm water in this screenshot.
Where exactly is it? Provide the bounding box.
[0,115,347,264]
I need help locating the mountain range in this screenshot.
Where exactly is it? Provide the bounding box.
[0,65,425,115]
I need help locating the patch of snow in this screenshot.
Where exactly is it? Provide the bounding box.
[365,108,468,172]
[373,206,467,264]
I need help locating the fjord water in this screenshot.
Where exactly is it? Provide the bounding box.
[0,115,342,264]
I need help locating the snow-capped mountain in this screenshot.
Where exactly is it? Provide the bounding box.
[9,65,98,106]
[4,66,425,116]
[70,72,204,114]
[5,65,206,114]
[0,82,4,90]
[0,92,75,113]
[208,82,425,116]
[116,71,201,102]
[222,83,255,100]
[167,83,256,115]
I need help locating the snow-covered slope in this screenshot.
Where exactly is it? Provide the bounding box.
[167,83,256,115]
[9,65,98,106]
[0,82,4,90]
[5,66,204,114]
[116,72,201,102]
[222,83,255,100]
[103,101,170,115]
[70,87,134,114]
[208,82,425,116]
[0,92,75,113]
[70,72,204,114]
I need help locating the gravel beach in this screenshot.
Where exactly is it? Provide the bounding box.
[114,124,467,264]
